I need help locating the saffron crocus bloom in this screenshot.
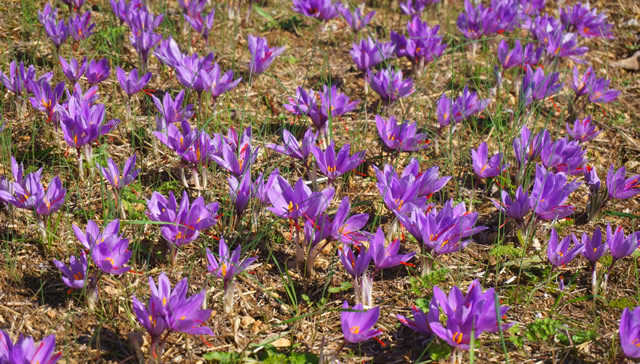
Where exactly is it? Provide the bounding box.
[154,120,197,157]
[132,273,213,356]
[470,142,508,178]
[53,254,88,289]
[620,306,640,359]
[529,165,581,220]
[267,128,317,163]
[547,228,583,266]
[338,6,375,33]
[587,76,620,104]
[59,56,87,83]
[497,39,542,70]
[437,86,489,126]
[42,13,69,50]
[571,66,594,97]
[331,197,369,245]
[69,11,96,41]
[373,163,426,213]
[339,243,372,278]
[428,280,511,350]
[491,186,531,227]
[545,30,588,62]
[207,62,242,103]
[35,176,66,217]
[152,90,194,126]
[97,154,140,191]
[212,142,259,176]
[228,173,253,216]
[292,0,340,20]
[206,237,257,290]
[85,59,111,84]
[512,125,551,168]
[267,176,334,220]
[520,67,563,105]
[59,97,119,150]
[91,230,132,275]
[128,10,164,71]
[0,61,33,96]
[566,116,600,143]
[154,36,185,69]
[560,2,613,39]
[73,219,121,250]
[253,169,280,205]
[182,1,215,40]
[370,227,415,270]
[28,80,65,123]
[375,115,429,152]
[606,165,640,199]
[319,85,359,121]
[284,86,325,130]
[248,35,285,76]
[368,68,414,105]
[397,304,434,335]
[540,137,587,176]
[0,331,61,364]
[341,301,382,343]
[391,17,446,69]
[579,227,606,264]
[350,37,395,72]
[312,141,365,183]
[116,67,151,97]
[607,224,640,265]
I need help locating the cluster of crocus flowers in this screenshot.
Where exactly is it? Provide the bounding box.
[179,0,215,42]
[391,17,446,73]
[132,273,213,362]
[375,115,430,152]
[248,34,286,78]
[560,2,614,39]
[39,3,69,51]
[0,157,66,243]
[0,330,61,363]
[456,0,518,41]
[146,190,219,263]
[520,66,563,106]
[206,237,257,314]
[123,4,164,73]
[97,153,140,218]
[437,86,489,127]
[292,0,341,21]
[496,39,542,71]
[68,10,96,42]
[571,66,620,104]
[350,37,395,74]
[581,164,639,220]
[55,219,132,308]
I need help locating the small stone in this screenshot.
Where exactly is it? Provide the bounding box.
[271,337,291,348]
[241,316,255,328]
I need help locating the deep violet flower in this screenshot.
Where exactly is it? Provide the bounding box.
[369,227,415,270]
[341,301,382,343]
[620,306,640,359]
[0,331,61,364]
[206,237,257,291]
[292,0,341,20]
[153,90,195,127]
[59,56,87,83]
[375,115,429,152]
[53,254,88,289]
[529,165,581,221]
[116,67,151,97]
[470,142,508,178]
[338,6,375,33]
[97,154,140,192]
[497,39,542,70]
[547,228,583,267]
[520,67,563,106]
[266,128,318,163]
[350,37,395,72]
[390,17,446,70]
[248,34,286,76]
[367,68,414,104]
[266,176,334,220]
[560,2,614,39]
[566,116,600,143]
[491,186,531,227]
[330,197,369,245]
[85,59,111,85]
[606,165,640,200]
[69,11,96,41]
[397,304,433,335]
[228,173,253,216]
[311,141,365,183]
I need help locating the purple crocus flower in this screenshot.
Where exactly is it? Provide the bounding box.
[207,62,242,103]
[512,125,551,168]
[580,227,606,264]
[545,30,589,62]
[267,128,318,163]
[228,173,253,216]
[154,120,198,157]
[28,79,66,123]
[571,66,594,97]
[331,197,369,245]
[547,228,583,266]
[312,141,365,183]
[529,165,581,220]
[370,227,415,270]
[497,40,542,70]
[69,11,96,41]
[397,304,434,335]
[606,165,640,199]
[0,331,61,364]
[340,241,372,278]
[368,68,414,105]
[127,10,164,72]
[35,176,66,217]
[61,0,86,11]
[428,280,511,350]
[607,224,640,267]
[206,237,257,290]
[292,0,341,20]
[182,1,215,41]
[350,37,395,73]
[283,86,325,130]
[338,6,375,33]
[59,97,119,150]
[73,219,121,251]
[399,0,439,16]
[253,169,280,205]
[376,115,429,152]
[620,306,640,359]
[319,85,359,121]
[152,90,194,126]
[470,142,508,178]
[59,56,87,83]
[42,8,69,50]
[540,137,587,176]
[266,176,334,220]
[373,163,426,213]
[132,273,213,358]
[391,17,446,70]
[116,67,151,97]
[587,76,620,104]
[456,0,489,39]
[85,59,111,85]
[491,186,531,227]
[520,67,563,105]
[97,154,140,192]
[0,61,31,96]
[566,116,600,143]
[248,35,286,76]
[437,87,489,126]
[91,232,132,275]
[53,254,88,290]
[341,301,382,343]
[154,36,185,69]
[212,142,259,176]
